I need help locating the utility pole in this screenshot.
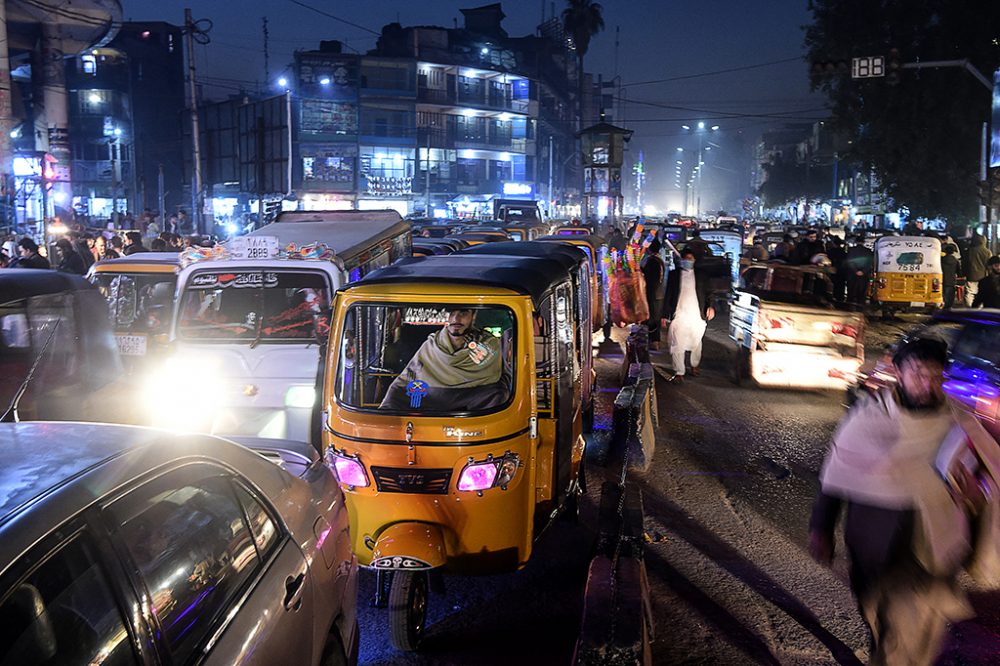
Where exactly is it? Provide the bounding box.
[262,17,270,88]
[185,8,205,235]
[424,131,431,216]
[548,134,554,219]
[0,0,13,230]
[157,163,165,229]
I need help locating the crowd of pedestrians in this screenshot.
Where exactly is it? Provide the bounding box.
[743,226,1000,310]
[0,226,208,273]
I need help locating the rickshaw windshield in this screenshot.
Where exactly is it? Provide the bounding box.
[178,270,331,342]
[94,273,177,335]
[336,303,515,415]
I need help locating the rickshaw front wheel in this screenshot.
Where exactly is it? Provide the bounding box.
[389,571,429,651]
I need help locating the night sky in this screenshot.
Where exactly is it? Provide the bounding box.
[123,0,824,211]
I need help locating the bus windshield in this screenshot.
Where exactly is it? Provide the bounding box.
[336,303,515,415]
[178,270,331,342]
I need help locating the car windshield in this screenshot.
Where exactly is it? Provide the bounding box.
[178,270,330,342]
[94,273,177,335]
[336,303,515,415]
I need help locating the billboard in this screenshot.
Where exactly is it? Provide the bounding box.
[239,93,292,196]
[992,68,1000,168]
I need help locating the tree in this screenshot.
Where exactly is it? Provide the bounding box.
[757,155,832,208]
[804,0,1000,222]
[562,0,605,130]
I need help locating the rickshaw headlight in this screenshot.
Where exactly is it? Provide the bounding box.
[457,452,520,492]
[327,450,369,488]
[457,462,497,491]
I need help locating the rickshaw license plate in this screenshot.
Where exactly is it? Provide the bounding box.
[371,466,452,494]
[115,335,147,356]
[910,302,924,307]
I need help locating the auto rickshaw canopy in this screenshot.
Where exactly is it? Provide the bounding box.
[357,255,572,307]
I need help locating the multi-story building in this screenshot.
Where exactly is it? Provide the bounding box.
[285,3,580,218]
[63,22,185,222]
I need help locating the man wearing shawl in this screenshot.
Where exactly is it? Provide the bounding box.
[381,308,505,411]
[809,338,1000,665]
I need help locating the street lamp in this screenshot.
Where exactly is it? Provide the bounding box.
[682,122,719,217]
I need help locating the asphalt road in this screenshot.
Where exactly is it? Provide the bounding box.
[637,319,1000,665]
[355,317,1000,665]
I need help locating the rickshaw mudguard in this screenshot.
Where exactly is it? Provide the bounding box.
[370,522,447,571]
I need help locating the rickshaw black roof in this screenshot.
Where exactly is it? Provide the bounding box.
[446,232,509,243]
[356,255,572,305]
[536,233,606,246]
[461,241,588,270]
[0,269,95,306]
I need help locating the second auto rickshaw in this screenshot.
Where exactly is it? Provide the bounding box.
[873,235,943,314]
[322,254,585,650]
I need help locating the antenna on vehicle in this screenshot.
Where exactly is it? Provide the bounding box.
[1,320,62,423]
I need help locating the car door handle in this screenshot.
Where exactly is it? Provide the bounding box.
[283,573,306,611]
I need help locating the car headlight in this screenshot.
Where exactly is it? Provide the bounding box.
[284,385,316,409]
[142,358,223,427]
[457,452,520,493]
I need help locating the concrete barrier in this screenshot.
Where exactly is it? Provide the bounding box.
[574,482,653,665]
[610,363,657,473]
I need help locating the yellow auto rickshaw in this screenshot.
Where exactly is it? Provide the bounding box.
[88,251,180,373]
[462,240,597,429]
[322,254,585,650]
[873,235,943,314]
[537,233,608,335]
[503,222,549,241]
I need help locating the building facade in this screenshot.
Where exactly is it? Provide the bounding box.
[283,4,579,218]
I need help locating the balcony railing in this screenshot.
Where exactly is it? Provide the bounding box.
[417,87,455,104]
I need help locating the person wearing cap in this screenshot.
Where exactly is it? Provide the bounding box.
[810,338,1000,665]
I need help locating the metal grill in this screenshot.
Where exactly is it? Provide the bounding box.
[371,466,452,495]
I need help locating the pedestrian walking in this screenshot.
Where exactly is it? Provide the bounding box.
[772,234,796,261]
[793,228,826,265]
[684,229,712,262]
[810,338,1000,666]
[640,238,666,350]
[845,236,873,309]
[664,247,713,380]
[971,255,1000,309]
[54,238,86,275]
[13,238,50,269]
[964,234,991,306]
[941,245,961,309]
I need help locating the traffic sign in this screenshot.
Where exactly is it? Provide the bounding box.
[852,56,885,79]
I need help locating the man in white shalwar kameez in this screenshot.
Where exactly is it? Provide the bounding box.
[664,247,714,380]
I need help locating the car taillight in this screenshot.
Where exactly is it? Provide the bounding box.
[457,452,520,493]
[932,278,941,292]
[326,450,369,488]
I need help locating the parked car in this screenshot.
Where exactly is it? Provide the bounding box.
[0,422,358,665]
[848,308,1000,441]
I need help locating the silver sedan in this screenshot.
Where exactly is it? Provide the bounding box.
[0,422,358,665]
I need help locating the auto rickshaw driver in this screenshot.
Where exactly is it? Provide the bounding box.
[379,307,506,411]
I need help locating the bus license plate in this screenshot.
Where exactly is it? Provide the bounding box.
[115,335,147,356]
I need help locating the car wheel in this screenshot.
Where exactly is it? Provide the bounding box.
[389,571,428,652]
